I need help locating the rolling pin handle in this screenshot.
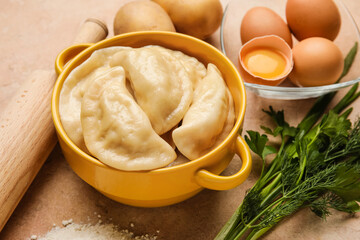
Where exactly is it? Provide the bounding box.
[55,18,108,75]
[73,18,108,44]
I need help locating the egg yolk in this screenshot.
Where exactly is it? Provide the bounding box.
[243,47,287,79]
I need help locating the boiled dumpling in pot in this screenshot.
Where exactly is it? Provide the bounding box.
[59,47,127,153]
[212,88,235,147]
[80,67,177,171]
[146,45,207,87]
[172,63,230,160]
[110,47,194,135]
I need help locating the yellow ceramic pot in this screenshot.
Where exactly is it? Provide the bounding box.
[52,31,251,207]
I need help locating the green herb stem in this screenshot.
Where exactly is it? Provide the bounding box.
[339,42,358,80]
[332,83,359,114]
[260,173,282,198]
[260,184,282,208]
[247,226,272,240]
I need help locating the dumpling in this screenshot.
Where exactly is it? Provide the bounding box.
[146,45,207,87]
[172,63,230,160]
[109,47,194,135]
[80,67,177,171]
[212,88,235,147]
[59,47,128,153]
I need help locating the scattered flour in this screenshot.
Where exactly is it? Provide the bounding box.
[30,221,157,240]
[61,219,73,227]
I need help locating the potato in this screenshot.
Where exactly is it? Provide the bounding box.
[152,0,223,39]
[113,0,175,35]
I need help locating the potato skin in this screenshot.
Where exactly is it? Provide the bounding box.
[113,0,175,35]
[153,0,223,39]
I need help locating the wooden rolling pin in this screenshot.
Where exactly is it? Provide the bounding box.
[0,18,108,231]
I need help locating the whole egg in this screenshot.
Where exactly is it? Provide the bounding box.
[286,0,341,41]
[240,7,293,47]
[289,37,344,87]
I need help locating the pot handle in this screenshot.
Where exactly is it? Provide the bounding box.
[55,43,93,75]
[195,135,252,190]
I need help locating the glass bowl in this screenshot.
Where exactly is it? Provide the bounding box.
[220,0,360,99]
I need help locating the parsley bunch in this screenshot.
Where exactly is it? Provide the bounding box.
[215,43,359,240]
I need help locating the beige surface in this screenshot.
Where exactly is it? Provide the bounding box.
[1,0,360,239]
